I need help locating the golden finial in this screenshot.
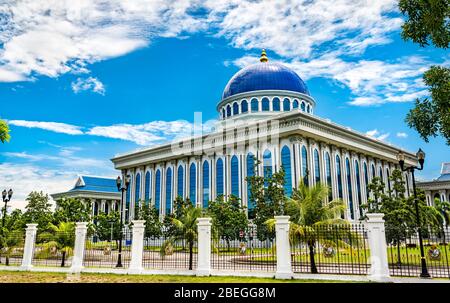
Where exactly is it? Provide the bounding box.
[260,49,268,62]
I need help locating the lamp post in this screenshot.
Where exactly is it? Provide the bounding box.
[397,148,430,278]
[2,189,13,228]
[116,175,130,268]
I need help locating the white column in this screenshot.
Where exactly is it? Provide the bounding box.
[365,213,390,282]
[129,220,146,274]
[70,222,88,273]
[275,216,293,279]
[20,223,38,270]
[196,217,212,276]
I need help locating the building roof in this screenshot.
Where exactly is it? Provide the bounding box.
[222,59,309,100]
[436,162,450,181]
[69,175,118,194]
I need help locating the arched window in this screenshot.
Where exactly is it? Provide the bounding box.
[251,98,259,112]
[233,102,239,115]
[105,203,109,214]
[355,160,362,217]
[307,104,311,113]
[336,155,343,199]
[281,146,292,197]
[203,161,209,208]
[189,163,196,205]
[166,168,172,215]
[434,193,441,204]
[93,201,99,216]
[263,149,272,185]
[177,165,184,198]
[302,146,309,186]
[231,156,239,196]
[314,149,320,184]
[262,97,270,111]
[155,170,161,213]
[145,171,151,205]
[301,102,306,112]
[226,105,231,117]
[345,158,354,220]
[222,108,225,119]
[283,98,291,111]
[371,164,376,179]
[241,100,248,113]
[363,163,369,199]
[216,158,224,197]
[246,153,255,218]
[135,173,141,207]
[272,97,280,111]
[325,152,332,201]
[379,166,383,184]
[292,99,299,109]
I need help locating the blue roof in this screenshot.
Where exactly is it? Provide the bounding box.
[69,176,118,194]
[222,62,310,100]
[437,174,450,181]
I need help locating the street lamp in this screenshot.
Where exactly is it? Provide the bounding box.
[2,189,13,228]
[115,175,130,268]
[397,148,430,278]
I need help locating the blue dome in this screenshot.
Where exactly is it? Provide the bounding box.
[222,62,310,100]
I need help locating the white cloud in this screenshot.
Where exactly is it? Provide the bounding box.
[396,132,408,138]
[365,129,390,141]
[71,77,105,95]
[8,119,84,135]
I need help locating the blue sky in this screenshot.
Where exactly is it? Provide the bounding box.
[0,1,448,209]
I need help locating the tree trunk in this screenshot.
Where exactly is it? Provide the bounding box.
[61,251,66,267]
[396,242,402,266]
[188,241,193,270]
[308,241,318,274]
[5,255,9,266]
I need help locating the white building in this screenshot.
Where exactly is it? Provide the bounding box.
[418,162,450,206]
[111,50,418,222]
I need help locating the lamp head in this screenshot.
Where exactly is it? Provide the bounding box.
[7,189,12,200]
[416,148,425,168]
[116,176,122,191]
[397,152,405,170]
[2,190,6,201]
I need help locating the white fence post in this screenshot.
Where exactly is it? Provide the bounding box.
[129,220,145,274]
[196,217,212,276]
[365,213,391,282]
[70,222,88,273]
[20,223,38,270]
[275,215,293,279]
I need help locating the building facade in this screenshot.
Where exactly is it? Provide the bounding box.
[111,50,418,222]
[418,162,450,206]
[51,175,120,217]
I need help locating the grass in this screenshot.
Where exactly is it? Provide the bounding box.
[0,270,353,283]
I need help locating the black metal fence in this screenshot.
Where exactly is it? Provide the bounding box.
[211,225,276,272]
[291,224,370,275]
[83,229,132,268]
[386,225,450,279]
[0,231,25,266]
[142,230,198,270]
[32,231,75,267]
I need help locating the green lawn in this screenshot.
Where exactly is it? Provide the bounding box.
[0,270,353,283]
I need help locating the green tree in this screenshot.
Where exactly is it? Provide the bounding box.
[399,0,450,144]
[0,228,24,266]
[207,195,248,251]
[38,222,75,267]
[0,119,10,143]
[246,159,287,240]
[271,181,346,273]
[134,202,162,238]
[434,198,450,226]
[53,197,92,224]
[161,203,201,270]
[23,191,53,230]
[94,211,121,245]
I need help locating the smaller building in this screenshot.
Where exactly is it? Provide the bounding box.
[51,175,121,217]
[417,163,450,206]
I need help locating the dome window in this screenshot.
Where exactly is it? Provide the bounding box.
[222,108,226,119]
[233,102,239,115]
[307,104,310,113]
[226,105,231,117]
[273,97,280,111]
[293,99,299,109]
[262,97,270,111]
[301,102,306,112]
[241,100,248,113]
[251,98,259,112]
[283,98,291,111]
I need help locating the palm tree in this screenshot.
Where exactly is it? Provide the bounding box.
[161,206,202,270]
[38,222,75,267]
[0,229,24,265]
[267,181,349,273]
[0,119,10,143]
